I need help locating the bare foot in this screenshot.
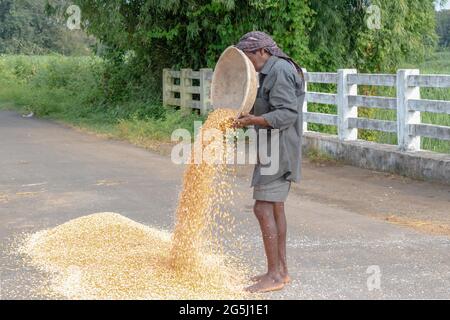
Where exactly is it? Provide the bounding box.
[250,273,267,282]
[251,273,291,284]
[245,274,285,293]
[282,274,292,284]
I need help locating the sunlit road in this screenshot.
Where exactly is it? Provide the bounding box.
[1,110,449,299]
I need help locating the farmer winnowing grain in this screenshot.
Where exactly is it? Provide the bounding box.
[234,31,305,293]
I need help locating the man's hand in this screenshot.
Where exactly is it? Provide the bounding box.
[233,113,270,129]
[234,114,256,128]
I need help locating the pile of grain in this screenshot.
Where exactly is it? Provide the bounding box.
[19,108,249,299]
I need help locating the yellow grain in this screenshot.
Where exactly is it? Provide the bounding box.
[19,109,250,300]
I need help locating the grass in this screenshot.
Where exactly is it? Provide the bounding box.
[306,148,342,166]
[0,55,204,152]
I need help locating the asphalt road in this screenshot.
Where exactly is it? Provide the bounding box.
[1,110,449,299]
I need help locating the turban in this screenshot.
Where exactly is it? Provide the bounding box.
[235,31,304,78]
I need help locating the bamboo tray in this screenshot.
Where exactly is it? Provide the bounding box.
[211,46,258,117]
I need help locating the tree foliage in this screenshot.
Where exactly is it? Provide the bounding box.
[40,0,436,100]
[437,9,450,48]
[308,0,440,72]
[0,0,94,55]
[71,0,438,72]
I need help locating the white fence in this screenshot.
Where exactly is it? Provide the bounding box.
[303,69,450,152]
[163,68,213,115]
[163,68,450,153]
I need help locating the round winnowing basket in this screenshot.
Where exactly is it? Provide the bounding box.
[211,46,258,116]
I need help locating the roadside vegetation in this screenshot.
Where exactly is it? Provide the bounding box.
[0,55,204,152]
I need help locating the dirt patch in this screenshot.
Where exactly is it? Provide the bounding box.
[94,179,124,187]
[292,158,450,237]
[15,191,45,197]
[381,215,450,237]
[0,192,9,203]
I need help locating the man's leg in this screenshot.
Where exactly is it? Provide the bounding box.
[251,202,291,284]
[273,202,291,283]
[246,200,284,293]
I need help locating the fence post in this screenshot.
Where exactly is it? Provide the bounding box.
[337,69,358,141]
[397,69,421,152]
[199,68,212,115]
[162,68,170,106]
[302,68,308,134]
[180,69,191,109]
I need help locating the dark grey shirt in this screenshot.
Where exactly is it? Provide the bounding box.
[251,56,305,187]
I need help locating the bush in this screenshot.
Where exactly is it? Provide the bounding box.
[0,55,204,144]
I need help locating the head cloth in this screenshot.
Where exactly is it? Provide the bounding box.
[235,31,304,79]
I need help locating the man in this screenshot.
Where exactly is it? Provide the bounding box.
[233,31,305,293]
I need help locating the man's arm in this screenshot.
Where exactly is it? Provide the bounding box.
[261,66,299,131]
[234,65,299,130]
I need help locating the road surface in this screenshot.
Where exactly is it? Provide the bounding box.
[1,110,449,299]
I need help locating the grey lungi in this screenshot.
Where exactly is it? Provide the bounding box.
[253,177,291,202]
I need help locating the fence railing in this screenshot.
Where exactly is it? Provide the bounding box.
[163,68,450,153]
[163,68,213,115]
[303,69,450,152]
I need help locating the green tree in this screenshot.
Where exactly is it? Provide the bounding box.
[0,0,94,55]
[309,0,438,72]
[68,0,438,99]
[437,9,450,48]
